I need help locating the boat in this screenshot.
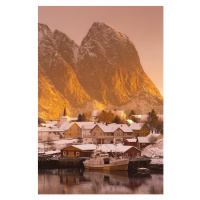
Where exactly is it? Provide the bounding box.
[83,151,129,171]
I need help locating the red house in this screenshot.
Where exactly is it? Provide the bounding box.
[124,138,137,147]
[136,137,153,150]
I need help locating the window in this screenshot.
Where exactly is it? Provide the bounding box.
[77,128,79,131]
[76,152,80,156]
[93,132,96,136]
[70,128,72,131]
[63,151,66,156]
[69,134,71,136]
[125,153,128,157]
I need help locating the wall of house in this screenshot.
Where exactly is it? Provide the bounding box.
[123,141,137,147]
[133,128,150,137]
[38,132,60,141]
[61,146,93,157]
[123,147,141,158]
[83,138,94,144]
[137,141,151,150]
[65,123,82,139]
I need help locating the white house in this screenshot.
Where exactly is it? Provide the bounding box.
[38,127,65,141]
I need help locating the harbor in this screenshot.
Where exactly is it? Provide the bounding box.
[38,168,163,194]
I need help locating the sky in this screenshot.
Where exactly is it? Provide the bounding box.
[38,6,163,95]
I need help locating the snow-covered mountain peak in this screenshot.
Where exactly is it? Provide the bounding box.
[38,23,53,44]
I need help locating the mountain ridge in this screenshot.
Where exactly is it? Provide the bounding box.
[38,22,163,120]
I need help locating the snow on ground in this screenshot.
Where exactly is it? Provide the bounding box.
[150,158,163,165]
[38,139,78,152]
[141,139,163,158]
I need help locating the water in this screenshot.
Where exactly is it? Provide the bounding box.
[38,169,163,194]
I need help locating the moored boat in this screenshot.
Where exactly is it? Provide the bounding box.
[83,151,129,171]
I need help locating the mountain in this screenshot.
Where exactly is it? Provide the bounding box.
[76,22,163,108]
[38,22,163,120]
[38,23,93,120]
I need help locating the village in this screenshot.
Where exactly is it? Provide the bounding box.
[38,108,163,172]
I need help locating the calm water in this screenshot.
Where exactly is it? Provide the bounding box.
[38,169,163,194]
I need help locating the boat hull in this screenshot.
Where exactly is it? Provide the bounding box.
[84,159,129,171]
[84,164,128,171]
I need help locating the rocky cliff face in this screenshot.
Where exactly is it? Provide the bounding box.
[76,22,162,107]
[38,24,90,107]
[38,22,163,120]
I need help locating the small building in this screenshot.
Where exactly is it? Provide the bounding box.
[129,122,150,137]
[38,127,64,141]
[62,122,95,139]
[61,144,96,158]
[136,137,153,150]
[124,138,137,147]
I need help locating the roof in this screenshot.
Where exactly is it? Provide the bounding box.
[111,110,125,116]
[38,127,64,132]
[97,143,141,153]
[59,122,70,130]
[46,121,58,126]
[61,122,95,130]
[125,138,137,143]
[75,122,95,128]
[94,123,132,133]
[82,124,96,130]
[71,144,97,151]
[129,122,144,130]
[137,137,151,143]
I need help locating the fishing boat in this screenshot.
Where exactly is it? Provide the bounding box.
[83,151,129,171]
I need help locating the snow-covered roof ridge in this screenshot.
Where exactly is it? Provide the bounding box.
[94,123,132,133]
[129,122,145,130]
[125,138,137,142]
[137,137,151,143]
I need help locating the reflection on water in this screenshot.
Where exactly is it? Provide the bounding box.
[38,169,163,194]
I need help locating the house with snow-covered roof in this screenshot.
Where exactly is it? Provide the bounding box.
[38,126,65,141]
[124,138,137,146]
[61,144,97,158]
[90,123,134,144]
[62,122,95,139]
[129,122,150,137]
[136,136,154,150]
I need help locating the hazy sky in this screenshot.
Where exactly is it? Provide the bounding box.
[38,6,163,95]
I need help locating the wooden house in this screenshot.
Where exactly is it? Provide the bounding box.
[61,144,96,158]
[129,122,150,137]
[124,138,137,147]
